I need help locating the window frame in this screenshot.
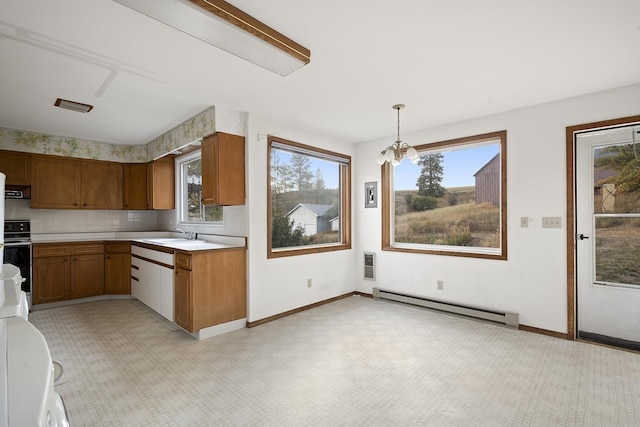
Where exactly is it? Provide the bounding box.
[175,149,224,228]
[382,130,507,260]
[267,136,352,258]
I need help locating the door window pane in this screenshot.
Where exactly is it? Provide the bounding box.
[593,143,640,214]
[595,217,640,286]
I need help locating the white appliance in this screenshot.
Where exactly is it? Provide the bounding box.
[0,172,69,426]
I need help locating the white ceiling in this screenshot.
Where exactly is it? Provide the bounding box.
[1,0,639,146]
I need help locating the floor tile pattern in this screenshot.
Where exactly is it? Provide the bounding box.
[29,296,640,426]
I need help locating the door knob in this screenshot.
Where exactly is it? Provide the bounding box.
[578,234,589,240]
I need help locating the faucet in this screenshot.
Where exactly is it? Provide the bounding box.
[176,227,197,240]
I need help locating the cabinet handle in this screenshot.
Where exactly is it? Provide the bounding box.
[131,276,139,282]
[132,265,139,270]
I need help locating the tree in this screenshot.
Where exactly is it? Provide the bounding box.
[290,154,314,191]
[271,150,294,194]
[314,167,326,190]
[271,211,305,248]
[416,153,445,197]
[595,143,640,194]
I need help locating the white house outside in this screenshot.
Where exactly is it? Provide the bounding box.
[285,204,334,236]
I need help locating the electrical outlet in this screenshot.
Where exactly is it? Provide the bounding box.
[542,217,562,229]
[437,280,444,290]
[520,217,528,228]
[307,278,312,288]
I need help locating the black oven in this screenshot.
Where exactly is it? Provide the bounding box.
[3,220,31,294]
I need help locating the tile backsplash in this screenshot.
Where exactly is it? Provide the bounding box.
[5,199,160,233]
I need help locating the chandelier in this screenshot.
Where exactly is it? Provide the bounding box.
[376,104,419,166]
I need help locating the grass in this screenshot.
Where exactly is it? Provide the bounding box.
[595,221,640,285]
[395,202,500,247]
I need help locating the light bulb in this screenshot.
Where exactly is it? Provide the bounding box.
[391,158,400,166]
[384,149,394,162]
[406,146,419,163]
[375,152,386,165]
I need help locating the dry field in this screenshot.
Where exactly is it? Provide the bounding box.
[595,225,640,285]
[395,202,500,247]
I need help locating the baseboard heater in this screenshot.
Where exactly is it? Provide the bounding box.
[372,287,519,329]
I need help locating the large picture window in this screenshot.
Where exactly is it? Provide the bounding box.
[382,130,507,259]
[268,136,351,258]
[177,151,223,224]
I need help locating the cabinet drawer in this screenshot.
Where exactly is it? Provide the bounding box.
[72,243,104,255]
[175,253,192,270]
[105,242,131,254]
[33,245,71,258]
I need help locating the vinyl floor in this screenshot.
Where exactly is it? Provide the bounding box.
[29,296,640,426]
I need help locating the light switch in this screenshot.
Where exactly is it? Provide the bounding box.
[542,217,562,229]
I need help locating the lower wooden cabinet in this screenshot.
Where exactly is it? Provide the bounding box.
[174,248,246,333]
[32,255,70,304]
[174,268,192,331]
[70,253,105,299]
[33,242,105,305]
[104,242,131,294]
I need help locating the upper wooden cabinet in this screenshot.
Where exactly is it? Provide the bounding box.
[201,132,245,206]
[81,160,123,209]
[31,155,123,209]
[146,156,175,210]
[0,150,31,186]
[31,155,81,208]
[123,163,147,210]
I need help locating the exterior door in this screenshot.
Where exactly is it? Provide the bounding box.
[576,125,640,348]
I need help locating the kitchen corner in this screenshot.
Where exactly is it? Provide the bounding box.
[29,230,247,341]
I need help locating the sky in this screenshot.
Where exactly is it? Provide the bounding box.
[273,142,500,191]
[394,143,500,190]
[274,150,341,189]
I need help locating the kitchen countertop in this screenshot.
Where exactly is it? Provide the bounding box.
[31,232,246,251]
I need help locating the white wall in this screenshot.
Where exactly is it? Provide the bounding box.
[354,83,640,334]
[245,114,355,322]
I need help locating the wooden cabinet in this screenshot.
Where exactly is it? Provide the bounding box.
[104,242,131,294]
[33,242,105,304]
[0,150,31,186]
[123,163,147,210]
[146,156,175,210]
[33,255,70,304]
[174,268,191,331]
[174,248,246,333]
[31,156,80,208]
[70,252,105,299]
[201,132,245,206]
[31,155,123,209]
[81,160,122,209]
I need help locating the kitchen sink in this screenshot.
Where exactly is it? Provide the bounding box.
[142,238,206,245]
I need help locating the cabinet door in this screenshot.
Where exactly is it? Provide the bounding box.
[201,132,245,205]
[32,256,70,304]
[174,268,192,332]
[146,156,175,210]
[70,254,105,299]
[105,253,131,294]
[123,163,147,210]
[81,161,123,209]
[0,150,31,186]
[31,156,80,208]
